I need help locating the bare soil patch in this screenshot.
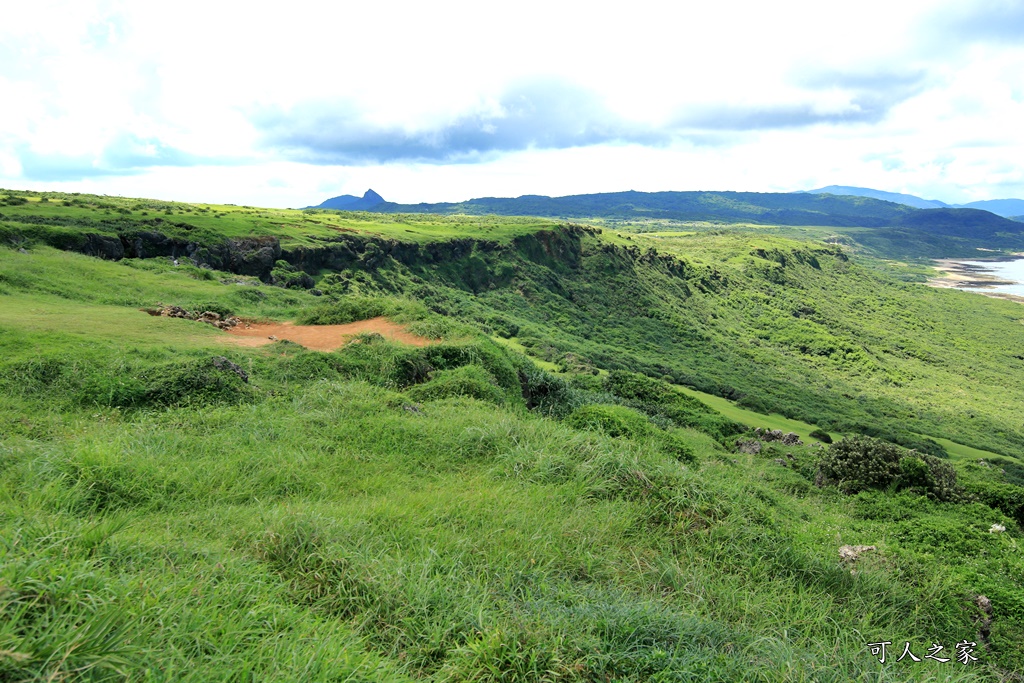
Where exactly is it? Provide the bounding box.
[223,317,433,351]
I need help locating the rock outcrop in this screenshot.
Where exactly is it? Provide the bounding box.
[754,428,804,445]
[143,305,242,330]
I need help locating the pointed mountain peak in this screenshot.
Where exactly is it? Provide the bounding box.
[308,189,385,211]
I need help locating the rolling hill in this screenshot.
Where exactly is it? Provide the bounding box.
[805,185,948,209]
[368,189,917,226]
[806,185,1024,217]
[308,188,385,210]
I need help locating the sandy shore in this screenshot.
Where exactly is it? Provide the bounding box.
[927,257,1024,303]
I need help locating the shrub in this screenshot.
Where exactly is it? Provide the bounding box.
[297,295,425,325]
[565,404,652,439]
[809,428,833,444]
[141,356,254,407]
[659,430,698,464]
[404,365,507,406]
[962,479,1024,526]
[516,362,581,417]
[602,370,740,441]
[816,436,964,501]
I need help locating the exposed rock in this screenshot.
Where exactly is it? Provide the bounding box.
[221,237,282,277]
[773,458,788,467]
[736,439,762,455]
[159,305,191,319]
[839,544,876,562]
[121,230,190,259]
[81,233,124,260]
[753,428,803,446]
[149,305,240,329]
[211,356,248,383]
[975,595,994,646]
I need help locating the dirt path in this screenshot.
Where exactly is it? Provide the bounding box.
[223,317,433,351]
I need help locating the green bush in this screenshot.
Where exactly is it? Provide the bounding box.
[565,404,652,439]
[297,295,425,325]
[602,370,740,441]
[420,341,520,395]
[817,436,964,501]
[658,430,698,464]
[141,356,254,408]
[407,315,467,340]
[962,478,1024,526]
[809,428,833,444]
[516,362,582,417]
[405,365,507,406]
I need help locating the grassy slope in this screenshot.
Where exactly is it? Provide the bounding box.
[0,190,554,247]
[415,227,1024,459]
[1,196,1023,679]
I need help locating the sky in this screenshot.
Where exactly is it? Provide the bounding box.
[1,0,1023,207]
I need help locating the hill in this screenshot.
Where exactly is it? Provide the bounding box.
[308,188,385,210]
[2,187,1023,680]
[893,207,1024,236]
[357,189,1024,259]
[370,189,919,227]
[806,185,1024,218]
[965,198,1024,217]
[806,185,948,209]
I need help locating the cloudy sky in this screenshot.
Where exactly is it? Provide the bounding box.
[1,0,1022,207]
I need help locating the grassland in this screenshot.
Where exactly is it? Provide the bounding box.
[0,190,555,248]
[2,189,1024,680]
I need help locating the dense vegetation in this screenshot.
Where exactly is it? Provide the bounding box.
[1,189,1023,680]
[368,189,1024,258]
[373,189,1023,238]
[373,189,921,226]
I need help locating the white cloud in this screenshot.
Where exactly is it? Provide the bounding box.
[1,0,1023,204]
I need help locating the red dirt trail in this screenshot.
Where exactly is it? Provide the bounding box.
[223,317,432,351]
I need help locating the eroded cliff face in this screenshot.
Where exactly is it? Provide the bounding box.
[17,216,717,294]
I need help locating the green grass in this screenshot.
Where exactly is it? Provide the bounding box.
[674,385,839,444]
[2,381,1015,680]
[0,188,557,248]
[491,336,562,373]
[917,434,1018,464]
[2,192,1024,679]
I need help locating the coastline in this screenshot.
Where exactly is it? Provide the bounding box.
[927,256,1024,303]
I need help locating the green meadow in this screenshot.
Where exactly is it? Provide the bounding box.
[1,189,1023,680]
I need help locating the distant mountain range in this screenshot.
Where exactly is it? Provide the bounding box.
[307,189,384,211]
[367,190,917,226]
[306,188,1024,252]
[805,185,1024,218]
